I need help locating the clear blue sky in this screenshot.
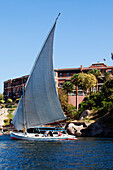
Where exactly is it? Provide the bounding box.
[0,0,113,93]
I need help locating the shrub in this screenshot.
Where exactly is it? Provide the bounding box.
[6,105,13,108]
[0,100,5,104]
[12,105,17,108]
[15,98,20,103]
[66,104,79,119]
[0,94,3,100]
[101,101,113,112]
[4,119,10,125]
[7,98,13,103]
[1,104,6,108]
[8,108,14,113]
[7,113,13,119]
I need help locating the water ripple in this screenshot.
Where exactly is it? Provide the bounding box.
[0,135,113,169]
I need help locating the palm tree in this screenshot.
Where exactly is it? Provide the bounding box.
[104,72,111,82]
[71,74,80,110]
[88,69,102,92]
[78,73,96,94]
[62,81,74,94]
[62,81,74,107]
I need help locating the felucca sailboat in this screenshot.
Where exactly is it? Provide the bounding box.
[10,14,77,141]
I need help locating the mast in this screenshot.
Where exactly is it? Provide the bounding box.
[55,13,61,23]
[23,86,27,134]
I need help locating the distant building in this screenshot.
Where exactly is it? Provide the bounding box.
[55,62,113,91]
[55,63,113,106]
[4,75,29,101]
[4,63,113,106]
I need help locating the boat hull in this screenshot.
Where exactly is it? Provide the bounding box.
[10,132,77,141]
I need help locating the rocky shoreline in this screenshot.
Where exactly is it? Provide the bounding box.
[1,107,113,138]
[81,110,113,137]
[66,109,113,138]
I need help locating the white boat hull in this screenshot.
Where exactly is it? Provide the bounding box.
[10,132,77,141]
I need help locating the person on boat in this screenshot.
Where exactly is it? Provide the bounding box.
[23,128,25,133]
[44,131,53,137]
[58,131,62,136]
[48,131,53,137]
[44,131,49,137]
[0,127,3,135]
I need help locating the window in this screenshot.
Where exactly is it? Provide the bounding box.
[17,87,20,92]
[108,70,112,74]
[4,83,8,88]
[93,64,103,67]
[59,73,62,77]
[67,73,70,77]
[23,77,28,83]
[19,80,22,85]
[13,88,15,94]
[8,91,11,97]
[59,82,63,87]
[54,72,57,77]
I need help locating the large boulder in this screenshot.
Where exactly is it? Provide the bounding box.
[81,122,104,137]
[65,122,87,137]
[81,109,113,137]
[79,110,91,120]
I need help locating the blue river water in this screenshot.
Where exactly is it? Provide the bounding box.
[0,135,113,169]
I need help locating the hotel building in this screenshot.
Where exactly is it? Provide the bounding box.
[4,63,113,106]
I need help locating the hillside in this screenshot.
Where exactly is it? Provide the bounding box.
[81,108,113,137]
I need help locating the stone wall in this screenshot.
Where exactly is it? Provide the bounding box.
[68,95,85,107]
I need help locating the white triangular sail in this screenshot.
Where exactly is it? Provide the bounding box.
[12,17,66,131]
[12,96,24,130]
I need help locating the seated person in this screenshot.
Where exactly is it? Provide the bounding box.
[58,131,62,136]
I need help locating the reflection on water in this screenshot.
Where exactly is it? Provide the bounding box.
[0,135,113,169]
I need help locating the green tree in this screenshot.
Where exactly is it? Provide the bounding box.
[0,94,5,104]
[79,79,113,117]
[7,98,13,103]
[0,93,3,100]
[88,69,102,92]
[101,78,113,100]
[58,89,68,113]
[104,72,111,82]
[71,74,80,110]
[0,100,5,104]
[58,89,78,119]
[79,73,96,94]
[62,81,74,94]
